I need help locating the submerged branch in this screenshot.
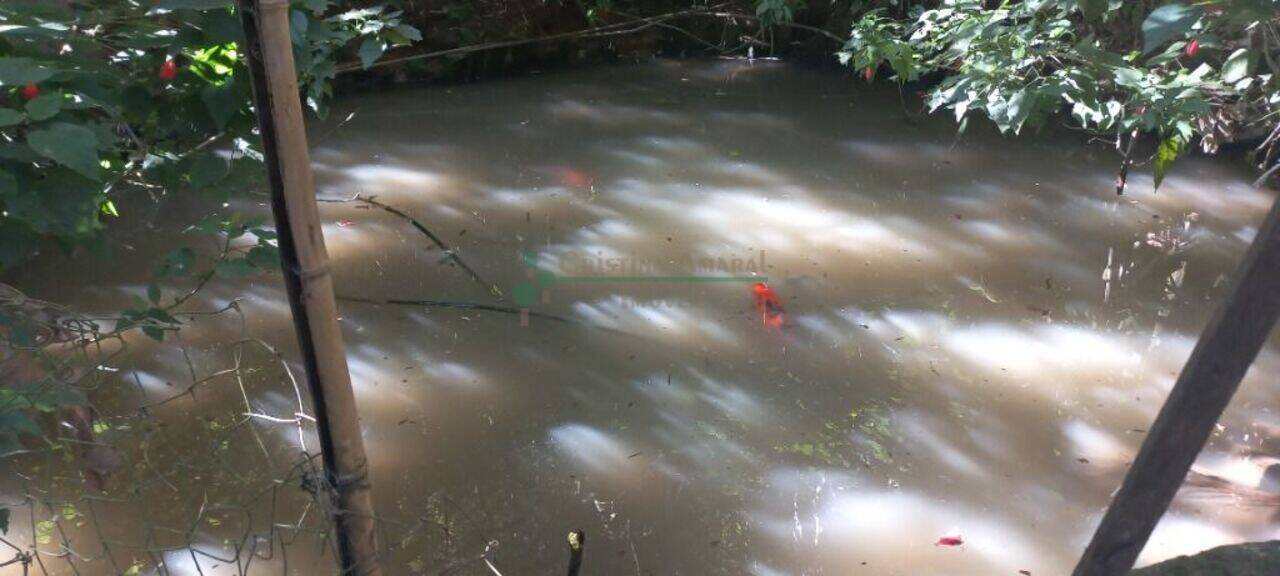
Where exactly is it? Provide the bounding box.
[336,295,637,338]
[337,294,565,323]
[1114,129,1138,195]
[319,194,499,296]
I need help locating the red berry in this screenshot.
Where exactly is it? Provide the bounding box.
[158,60,178,80]
[19,83,39,100]
[864,66,875,82]
[1185,38,1200,57]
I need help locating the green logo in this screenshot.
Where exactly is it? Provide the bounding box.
[510,249,767,326]
[512,251,556,309]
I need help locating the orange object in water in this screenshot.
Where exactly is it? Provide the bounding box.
[751,282,785,329]
[556,166,594,189]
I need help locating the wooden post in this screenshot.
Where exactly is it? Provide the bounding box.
[1072,192,1280,576]
[236,1,383,574]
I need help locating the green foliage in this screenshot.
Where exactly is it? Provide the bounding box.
[1154,132,1187,190]
[0,3,417,451]
[0,0,418,271]
[292,2,419,115]
[840,0,1279,190]
[1141,3,1202,54]
[0,379,89,454]
[755,0,804,28]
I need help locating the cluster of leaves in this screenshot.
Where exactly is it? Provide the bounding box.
[0,0,417,271]
[0,304,92,456]
[0,382,88,455]
[293,1,420,114]
[0,0,417,450]
[839,0,1279,189]
[755,0,805,28]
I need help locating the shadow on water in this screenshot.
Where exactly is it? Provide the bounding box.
[5,59,1279,575]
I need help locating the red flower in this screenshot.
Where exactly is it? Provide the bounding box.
[1185,38,1200,57]
[158,60,178,80]
[864,66,875,82]
[19,83,39,100]
[935,536,963,547]
[752,282,785,329]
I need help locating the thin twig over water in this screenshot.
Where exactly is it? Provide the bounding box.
[318,194,500,296]
[336,295,639,339]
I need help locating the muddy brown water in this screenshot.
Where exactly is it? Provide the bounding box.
[4,60,1279,575]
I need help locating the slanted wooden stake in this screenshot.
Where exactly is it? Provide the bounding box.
[236,1,382,574]
[1073,192,1280,576]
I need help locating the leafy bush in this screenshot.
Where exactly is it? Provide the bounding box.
[0,0,417,273]
[839,0,1279,190]
[0,0,417,466]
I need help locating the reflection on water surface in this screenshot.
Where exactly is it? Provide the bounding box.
[5,59,1278,575]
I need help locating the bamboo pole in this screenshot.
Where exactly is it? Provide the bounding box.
[235,1,382,574]
[1072,191,1280,576]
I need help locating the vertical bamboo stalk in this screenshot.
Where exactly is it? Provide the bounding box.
[236,1,382,574]
[1072,191,1280,576]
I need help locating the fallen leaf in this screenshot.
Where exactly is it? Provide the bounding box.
[935,536,963,547]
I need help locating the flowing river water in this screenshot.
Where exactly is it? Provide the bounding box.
[3,60,1279,575]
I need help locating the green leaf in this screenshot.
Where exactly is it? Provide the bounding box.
[156,247,195,278]
[23,91,61,121]
[189,153,229,189]
[0,23,69,40]
[26,123,100,180]
[141,325,165,341]
[1153,134,1185,191]
[155,0,232,10]
[1221,48,1251,84]
[246,244,280,271]
[1113,67,1145,88]
[35,519,53,544]
[145,307,179,325]
[1141,3,1202,54]
[1078,0,1108,21]
[216,258,257,278]
[392,24,422,43]
[0,108,22,126]
[357,37,385,70]
[0,410,40,437]
[0,57,54,86]
[200,79,240,130]
[144,305,177,323]
[290,10,310,46]
[14,382,88,411]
